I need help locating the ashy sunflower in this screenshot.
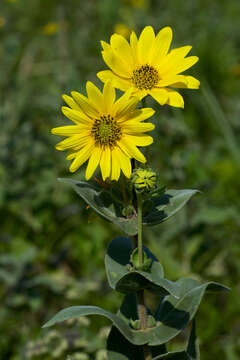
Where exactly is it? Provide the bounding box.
[51,81,155,181]
[97,26,200,108]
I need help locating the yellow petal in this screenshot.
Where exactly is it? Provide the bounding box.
[110,148,121,180]
[103,81,116,113]
[51,125,87,136]
[159,46,197,76]
[169,56,199,75]
[110,33,134,68]
[66,149,78,160]
[85,146,102,180]
[115,96,139,119]
[69,141,94,172]
[128,108,155,122]
[170,75,200,89]
[138,26,155,64]
[112,87,134,116]
[130,31,138,64]
[97,70,131,92]
[126,134,153,146]
[115,147,131,178]
[123,121,155,134]
[62,106,92,125]
[157,75,188,87]
[71,91,99,119]
[62,94,81,111]
[101,42,132,78]
[56,134,89,151]
[86,81,104,113]
[119,137,146,163]
[165,89,184,108]
[131,88,149,100]
[168,45,192,59]
[100,147,111,180]
[149,88,169,105]
[151,26,173,65]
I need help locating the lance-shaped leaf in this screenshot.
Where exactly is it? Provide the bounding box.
[105,237,181,297]
[59,178,138,235]
[187,319,200,360]
[152,318,200,360]
[107,294,167,360]
[42,280,228,346]
[150,278,229,346]
[42,304,146,344]
[152,351,189,360]
[143,189,198,226]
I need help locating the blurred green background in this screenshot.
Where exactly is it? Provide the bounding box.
[1,0,240,359]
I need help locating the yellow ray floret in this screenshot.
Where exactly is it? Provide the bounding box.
[97,26,200,108]
[51,81,155,181]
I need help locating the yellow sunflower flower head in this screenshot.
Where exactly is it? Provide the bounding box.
[97,26,200,108]
[51,81,155,181]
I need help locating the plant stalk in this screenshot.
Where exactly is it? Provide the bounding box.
[137,192,143,266]
[135,191,152,360]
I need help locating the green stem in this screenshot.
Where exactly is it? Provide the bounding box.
[137,192,143,266]
[135,191,152,360]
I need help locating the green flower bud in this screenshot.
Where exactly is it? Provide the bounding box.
[132,168,157,192]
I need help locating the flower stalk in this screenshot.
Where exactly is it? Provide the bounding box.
[137,191,143,266]
[136,191,152,360]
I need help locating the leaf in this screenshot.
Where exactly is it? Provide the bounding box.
[42,279,228,346]
[59,178,138,235]
[143,189,198,226]
[42,305,142,344]
[107,294,167,360]
[153,351,189,360]
[187,319,200,360]
[150,278,229,346]
[107,326,144,360]
[105,237,181,297]
[152,319,200,360]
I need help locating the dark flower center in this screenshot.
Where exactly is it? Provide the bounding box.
[132,65,159,90]
[91,115,122,147]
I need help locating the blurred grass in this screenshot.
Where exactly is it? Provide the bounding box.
[1,0,240,359]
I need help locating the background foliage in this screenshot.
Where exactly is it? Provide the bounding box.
[1,0,240,359]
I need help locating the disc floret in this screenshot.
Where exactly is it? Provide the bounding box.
[132,65,160,90]
[91,114,122,147]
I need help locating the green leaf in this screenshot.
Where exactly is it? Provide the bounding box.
[187,320,200,360]
[107,326,144,360]
[151,278,229,346]
[152,351,189,359]
[59,179,138,235]
[143,189,198,226]
[107,294,167,360]
[105,237,180,297]
[42,280,228,346]
[42,305,144,344]
[152,319,200,360]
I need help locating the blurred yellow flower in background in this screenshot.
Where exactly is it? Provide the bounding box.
[130,0,148,9]
[231,64,240,76]
[114,23,131,39]
[52,81,155,181]
[42,22,59,36]
[98,26,200,108]
[0,16,6,28]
